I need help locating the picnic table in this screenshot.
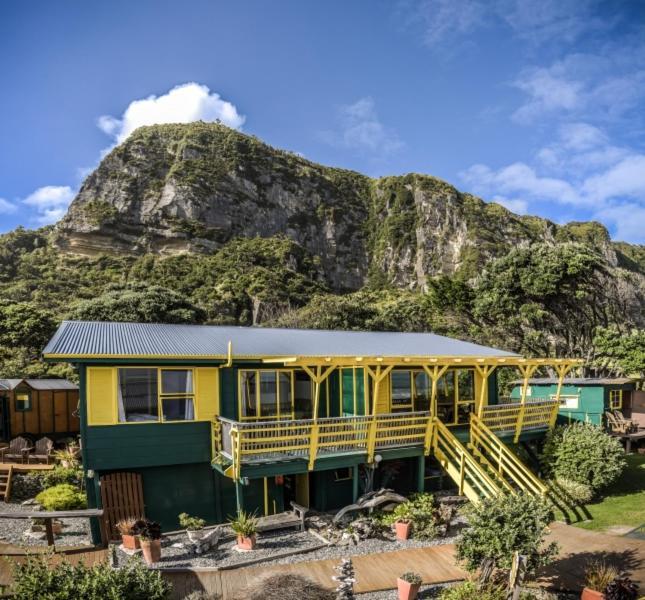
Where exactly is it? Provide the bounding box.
[0,508,106,548]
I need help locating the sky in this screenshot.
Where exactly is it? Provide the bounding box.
[1,0,644,243]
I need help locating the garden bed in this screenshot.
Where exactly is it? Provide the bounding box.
[0,500,92,547]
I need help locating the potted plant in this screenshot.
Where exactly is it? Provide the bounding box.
[583,562,619,600]
[178,512,207,542]
[605,576,638,600]
[138,519,162,565]
[54,442,81,469]
[230,510,258,551]
[116,517,144,550]
[397,571,422,600]
[395,518,412,540]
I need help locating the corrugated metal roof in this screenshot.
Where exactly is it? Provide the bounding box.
[43,320,520,359]
[0,379,78,391]
[513,377,635,386]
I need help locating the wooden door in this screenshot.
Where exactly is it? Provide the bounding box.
[99,472,145,540]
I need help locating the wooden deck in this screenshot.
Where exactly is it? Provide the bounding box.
[0,461,55,471]
[161,544,466,599]
[538,522,645,591]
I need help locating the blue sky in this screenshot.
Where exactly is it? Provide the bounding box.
[1,0,644,243]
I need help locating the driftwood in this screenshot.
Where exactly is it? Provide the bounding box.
[189,527,221,555]
[332,489,407,524]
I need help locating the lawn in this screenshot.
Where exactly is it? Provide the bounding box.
[573,453,645,533]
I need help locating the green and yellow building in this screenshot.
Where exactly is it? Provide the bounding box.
[43,321,581,541]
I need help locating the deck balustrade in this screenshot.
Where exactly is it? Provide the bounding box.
[213,400,559,478]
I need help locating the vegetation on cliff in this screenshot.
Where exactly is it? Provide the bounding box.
[0,123,643,381]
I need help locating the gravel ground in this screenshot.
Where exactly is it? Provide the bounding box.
[0,500,92,547]
[116,528,324,569]
[116,514,467,569]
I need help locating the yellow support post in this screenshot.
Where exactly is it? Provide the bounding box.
[474,364,494,418]
[551,362,574,428]
[422,365,449,418]
[308,423,319,470]
[514,364,538,442]
[423,417,434,455]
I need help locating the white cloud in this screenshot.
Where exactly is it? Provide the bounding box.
[0,198,17,214]
[97,82,245,145]
[22,185,75,225]
[461,124,645,243]
[412,0,605,48]
[490,195,528,214]
[320,97,403,156]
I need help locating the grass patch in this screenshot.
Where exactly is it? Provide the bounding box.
[573,454,645,532]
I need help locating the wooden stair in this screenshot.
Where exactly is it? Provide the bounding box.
[0,465,13,502]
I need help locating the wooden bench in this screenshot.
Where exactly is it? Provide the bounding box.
[256,501,308,533]
[0,509,106,548]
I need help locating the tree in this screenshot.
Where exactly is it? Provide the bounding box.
[0,301,57,349]
[591,326,645,380]
[68,283,205,324]
[456,493,558,576]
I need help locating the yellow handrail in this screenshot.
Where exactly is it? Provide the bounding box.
[432,418,501,504]
[470,413,548,497]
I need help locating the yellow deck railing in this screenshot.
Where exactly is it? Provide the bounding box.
[431,418,501,504]
[480,399,559,442]
[469,414,548,497]
[214,412,434,479]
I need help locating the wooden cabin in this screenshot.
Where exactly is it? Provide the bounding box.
[510,377,637,426]
[0,378,80,441]
[43,321,581,542]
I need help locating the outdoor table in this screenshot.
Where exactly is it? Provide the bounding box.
[0,508,106,548]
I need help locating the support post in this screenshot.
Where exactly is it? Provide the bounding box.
[423,365,449,419]
[475,365,494,418]
[552,363,574,428]
[352,465,360,501]
[235,479,244,513]
[514,365,537,443]
[417,455,425,493]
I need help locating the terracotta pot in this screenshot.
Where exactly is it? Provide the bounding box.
[140,539,161,564]
[397,578,421,600]
[121,533,140,550]
[236,534,256,550]
[395,521,411,540]
[581,587,605,600]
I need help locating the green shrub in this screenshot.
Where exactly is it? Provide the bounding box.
[456,493,558,576]
[12,554,171,599]
[40,466,83,489]
[36,484,86,511]
[178,512,206,530]
[542,423,626,494]
[379,493,445,540]
[439,581,506,600]
[552,477,594,505]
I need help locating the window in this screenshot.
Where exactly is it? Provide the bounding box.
[160,369,194,421]
[609,390,622,410]
[118,368,159,422]
[117,368,195,423]
[294,370,313,419]
[14,390,31,412]
[413,372,431,411]
[553,394,579,409]
[391,371,413,412]
[239,370,294,420]
[334,467,353,481]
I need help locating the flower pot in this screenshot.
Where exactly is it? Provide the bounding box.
[397,578,421,600]
[187,529,206,543]
[236,534,256,550]
[121,533,140,550]
[140,539,162,564]
[395,521,411,540]
[581,588,605,600]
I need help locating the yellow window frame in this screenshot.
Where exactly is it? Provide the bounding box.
[238,369,296,421]
[609,389,623,410]
[116,366,196,424]
[390,370,414,412]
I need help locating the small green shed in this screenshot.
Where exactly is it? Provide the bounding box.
[510,377,637,426]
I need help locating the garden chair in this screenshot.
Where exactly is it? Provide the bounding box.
[613,410,638,433]
[605,411,632,434]
[0,436,32,463]
[29,437,55,464]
